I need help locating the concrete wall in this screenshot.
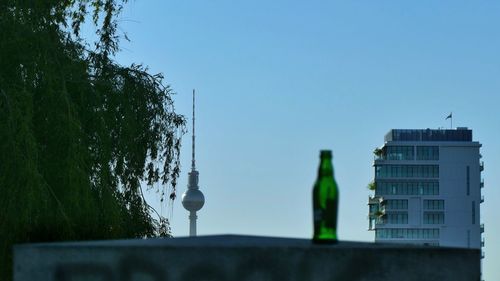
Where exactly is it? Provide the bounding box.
[14,235,480,281]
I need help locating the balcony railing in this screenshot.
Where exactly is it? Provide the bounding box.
[480,179,484,188]
[480,196,484,204]
[481,224,485,233]
[480,161,484,172]
[481,238,485,247]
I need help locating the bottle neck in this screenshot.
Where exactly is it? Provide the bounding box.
[318,157,334,177]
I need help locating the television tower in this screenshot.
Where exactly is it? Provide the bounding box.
[181,89,205,236]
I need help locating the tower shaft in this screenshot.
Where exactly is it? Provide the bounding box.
[189,211,197,237]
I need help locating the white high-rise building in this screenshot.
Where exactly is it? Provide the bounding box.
[368,128,484,251]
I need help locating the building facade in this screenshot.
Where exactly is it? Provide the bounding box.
[368,128,484,251]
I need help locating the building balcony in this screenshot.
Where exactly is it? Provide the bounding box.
[368,208,386,218]
[375,217,387,225]
[480,179,484,188]
[480,161,484,172]
[368,196,383,205]
[481,251,485,259]
[480,224,485,233]
[367,214,386,231]
[481,238,485,247]
[367,217,387,230]
[373,147,384,160]
[480,196,484,204]
[368,218,374,230]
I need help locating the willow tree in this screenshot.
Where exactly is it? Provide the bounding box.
[0,1,185,279]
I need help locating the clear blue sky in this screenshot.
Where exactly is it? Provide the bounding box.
[86,1,500,279]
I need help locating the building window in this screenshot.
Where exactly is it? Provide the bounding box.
[466,166,470,196]
[386,212,408,224]
[423,200,444,210]
[472,201,475,224]
[385,146,415,160]
[376,228,439,239]
[416,146,439,160]
[375,181,439,196]
[375,165,439,179]
[424,212,445,224]
[388,129,472,142]
[385,199,408,210]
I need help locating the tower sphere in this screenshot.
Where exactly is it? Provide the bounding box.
[182,189,205,211]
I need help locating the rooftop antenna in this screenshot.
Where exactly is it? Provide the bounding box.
[182,89,205,236]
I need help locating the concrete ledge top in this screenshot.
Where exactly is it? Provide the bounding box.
[14,234,474,252]
[14,234,480,281]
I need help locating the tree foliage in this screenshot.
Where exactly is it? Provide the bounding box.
[0,1,185,279]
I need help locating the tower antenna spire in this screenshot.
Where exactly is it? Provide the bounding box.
[191,89,196,171]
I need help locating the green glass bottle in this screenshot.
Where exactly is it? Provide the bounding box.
[312,150,339,244]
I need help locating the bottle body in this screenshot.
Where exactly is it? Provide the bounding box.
[312,150,339,243]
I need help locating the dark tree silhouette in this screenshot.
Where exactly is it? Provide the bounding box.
[0,1,185,279]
